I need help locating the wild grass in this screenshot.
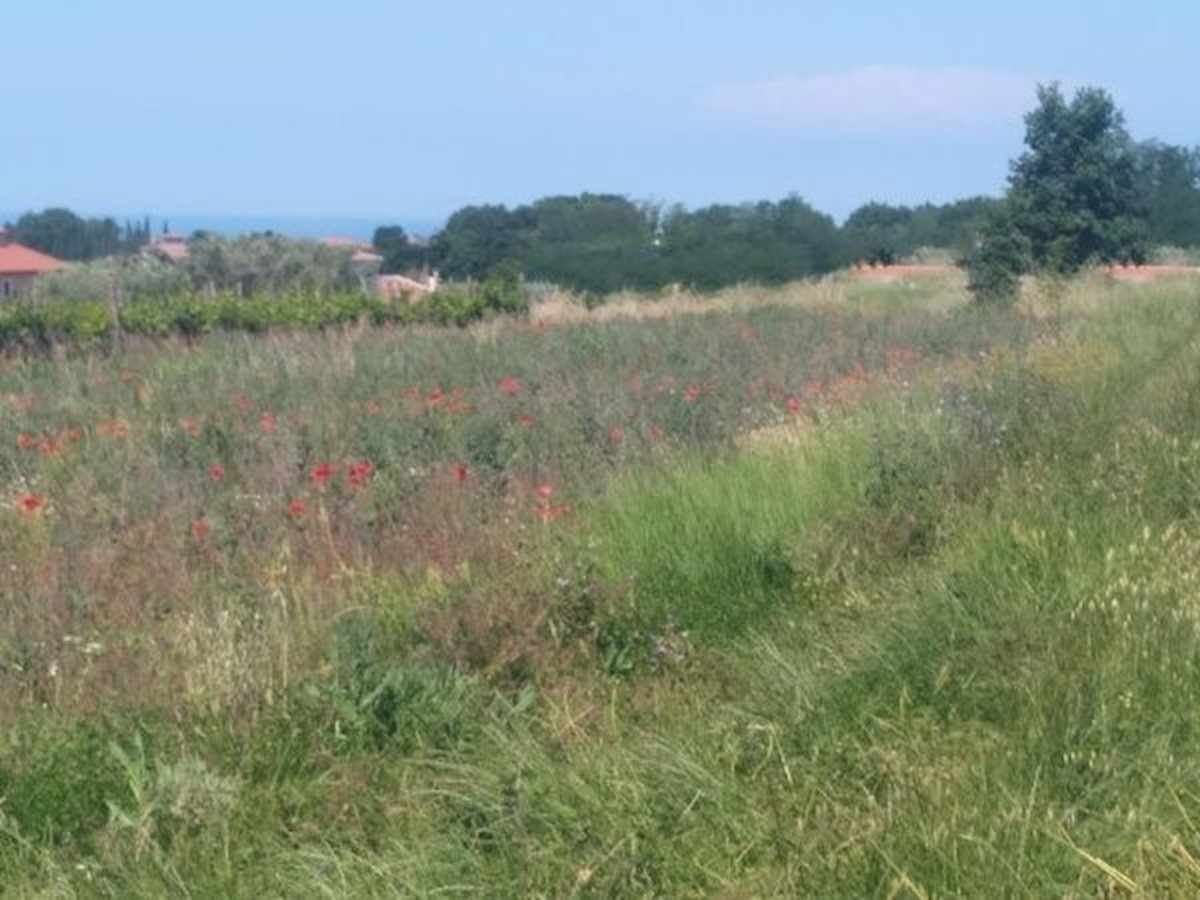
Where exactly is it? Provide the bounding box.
[1,275,1199,895]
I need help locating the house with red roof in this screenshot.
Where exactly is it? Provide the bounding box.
[0,229,66,298]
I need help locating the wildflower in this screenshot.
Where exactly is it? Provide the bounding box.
[190,517,211,540]
[607,426,626,444]
[347,459,375,489]
[427,386,444,408]
[17,433,39,451]
[287,498,307,519]
[311,462,336,485]
[684,383,702,403]
[19,493,44,514]
[259,412,277,433]
[498,376,521,396]
[178,416,202,438]
[452,462,470,484]
[208,463,226,482]
[516,413,537,428]
[786,395,805,415]
[536,483,554,501]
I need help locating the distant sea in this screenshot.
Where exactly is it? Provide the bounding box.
[1,212,445,242]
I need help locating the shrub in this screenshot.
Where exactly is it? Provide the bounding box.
[965,214,1030,307]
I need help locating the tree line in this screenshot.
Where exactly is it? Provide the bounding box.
[8,83,1199,300]
[376,106,1199,296]
[375,193,1003,295]
[5,209,152,261]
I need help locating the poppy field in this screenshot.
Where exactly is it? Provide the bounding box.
[4,274,1200,896]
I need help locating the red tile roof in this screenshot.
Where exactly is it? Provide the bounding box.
[0,243,66,276]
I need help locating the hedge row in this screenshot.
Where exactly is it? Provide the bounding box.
[0,283,528,350]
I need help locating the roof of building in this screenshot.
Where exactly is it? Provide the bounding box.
[147,234,189,262]
[0,242,67,276]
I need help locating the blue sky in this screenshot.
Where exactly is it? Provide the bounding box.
[5,0,1198,228]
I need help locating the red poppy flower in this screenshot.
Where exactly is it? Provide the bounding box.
[684,383,702,403]
[287,498,307,519]
[536,483,554,501]
[608,426,626,444]
[786,395,805,415]
[427,387,444,407]
[259,412,277,433]
[498,376,521,396]
[190,517,211,540]
[16,433,39,451]
[516,413,537,428]
[19,493,44,514]
[208,463,226,482]
[311,462,336,484]
[452,462,470,484]
[347,459,375,488]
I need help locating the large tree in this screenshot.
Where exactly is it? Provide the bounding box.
[1007,84,1146,272]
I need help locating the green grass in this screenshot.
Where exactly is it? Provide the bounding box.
[3,277,1200,895]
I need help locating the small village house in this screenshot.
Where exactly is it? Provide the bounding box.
[145,232,189,263]
[0,228,66,297]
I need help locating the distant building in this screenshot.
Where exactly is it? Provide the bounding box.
[374,271,440,301]
[0,230,66,298]
[145,233,189,263]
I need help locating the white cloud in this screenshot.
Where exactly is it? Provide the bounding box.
[703,65,1047,135]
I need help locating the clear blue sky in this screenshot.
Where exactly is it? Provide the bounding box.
[5,0,1197,227]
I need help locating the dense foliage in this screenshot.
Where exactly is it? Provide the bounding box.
[7,208,150,261]
[1007,84,1147,273]
[967,83,1181,304]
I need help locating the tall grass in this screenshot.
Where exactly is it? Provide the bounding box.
[2,278,1200,895]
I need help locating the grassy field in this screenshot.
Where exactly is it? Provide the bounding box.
[2,273,1200,896]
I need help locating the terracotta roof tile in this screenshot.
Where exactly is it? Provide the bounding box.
[0,243,66,276]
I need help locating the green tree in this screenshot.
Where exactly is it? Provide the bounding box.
[11,208,123,261]
[1133,141,1200,247]
[842,202,913,264]
[1007,84,1146,273]
[520,194,658,292]
[661,197,844,290]
[372,225,429,274]
[430,205,530,279]
[965,209,1031,306]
